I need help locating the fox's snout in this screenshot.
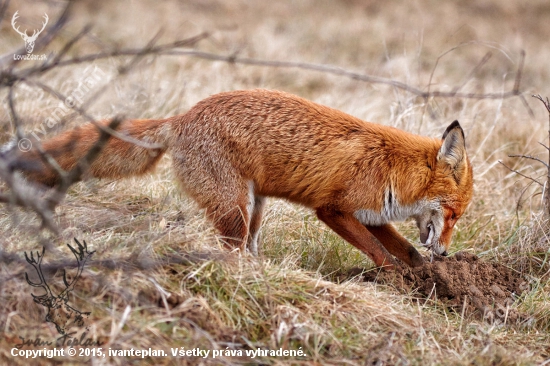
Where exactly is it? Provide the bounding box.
[415,206,454,257]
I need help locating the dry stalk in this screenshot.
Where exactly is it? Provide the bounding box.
[532,94,550,216]
[500,95,550,218]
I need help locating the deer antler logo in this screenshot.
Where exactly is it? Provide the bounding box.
[11,11,48,54]
[24,239,94,335]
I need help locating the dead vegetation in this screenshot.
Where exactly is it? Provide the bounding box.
[0,0,549,364]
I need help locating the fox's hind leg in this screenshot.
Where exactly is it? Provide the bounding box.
[247,195,266,255]
[207,200,250,250]
[173,157,252,251]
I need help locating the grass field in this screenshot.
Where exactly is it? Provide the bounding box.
[1,0,550,364]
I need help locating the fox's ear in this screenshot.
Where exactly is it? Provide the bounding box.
[438,120,466,171]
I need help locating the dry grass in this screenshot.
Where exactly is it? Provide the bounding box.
[1,0,550,364]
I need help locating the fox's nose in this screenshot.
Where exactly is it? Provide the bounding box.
[441,251,448,257]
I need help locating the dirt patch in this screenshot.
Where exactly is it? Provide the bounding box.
[344,252,527,323]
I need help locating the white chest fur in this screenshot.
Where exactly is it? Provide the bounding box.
[353,190,436,226]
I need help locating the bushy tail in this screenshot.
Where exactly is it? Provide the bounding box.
[6,118,174,187]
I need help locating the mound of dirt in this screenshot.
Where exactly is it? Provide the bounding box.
[345,252,527,323]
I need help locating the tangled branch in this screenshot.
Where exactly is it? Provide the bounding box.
[0,9,207,233]
[501,95,550,216]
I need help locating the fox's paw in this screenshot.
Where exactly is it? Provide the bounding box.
[408,248,425,268]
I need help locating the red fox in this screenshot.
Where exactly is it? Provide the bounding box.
[4,89,473,270]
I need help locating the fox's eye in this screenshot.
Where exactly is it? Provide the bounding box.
[451,212,457,220]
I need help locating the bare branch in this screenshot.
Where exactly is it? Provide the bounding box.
[505,94,550,216]
[7,37,524,102]
[163,49,527,101]
[0,117,123,224]
[30,141,68,183]
[47,24,94,67]
[518,93,535,118]
[7,86,24,141]
[498,161,543,187]
[0,159,59,232]
[44,117,123,210]
[420,46,497,128]
[0,17,195,232]
[17,32,209,77]
[532,94,550,215]
[508,154,550,168]
[532,94,550,113]
[117,29,164,75]
[513,50,525,93]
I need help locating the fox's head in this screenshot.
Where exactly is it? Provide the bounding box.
[415,121,473,256]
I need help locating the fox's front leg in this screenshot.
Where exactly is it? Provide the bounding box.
[316,207,398,270]
[365,224,424,267]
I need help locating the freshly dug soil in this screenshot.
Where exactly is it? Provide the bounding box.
[345,252,526,322]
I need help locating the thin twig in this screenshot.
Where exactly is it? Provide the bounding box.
[26,80,162,150]
[421,48,493,129]
[450,51,492,95]
[0,159,58,232]
[499,161,543,187]
[531,94,550,214]
[7,86,24,141]
[513,50,526,93]
[508,154,550,168]
[117,29,164,75]
[32,139,69,181]
[515,180,537,216]
[45,118,123,209]
[46,24,94,67]
[532,94,550,113]
[18,32,209,77]
[518,94,535,118]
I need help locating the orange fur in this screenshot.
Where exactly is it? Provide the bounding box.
[9,89,474,269]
